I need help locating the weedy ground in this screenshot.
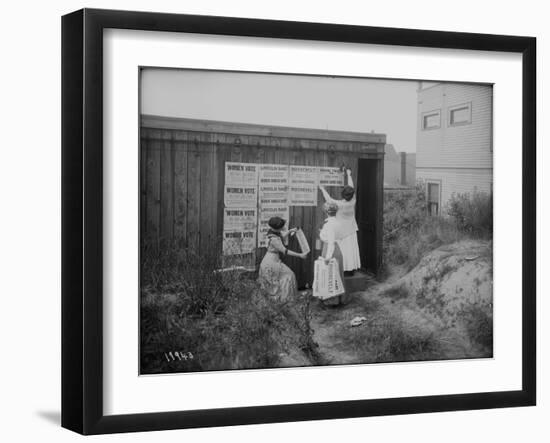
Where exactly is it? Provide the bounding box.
[141,187,493,373]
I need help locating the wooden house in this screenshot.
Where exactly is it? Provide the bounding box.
[416,83,493,214]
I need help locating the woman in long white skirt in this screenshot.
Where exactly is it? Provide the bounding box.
[319,168,361,275]
[319,202,346,304]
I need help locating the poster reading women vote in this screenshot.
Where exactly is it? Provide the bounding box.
[222,230,257,256]
[224,162,259,186]
[289,165,318,206]
[223,208,257,230]
[318,167,345,187]
[224,186,258,207]
[258,164,289,206]
[224,162,259,207]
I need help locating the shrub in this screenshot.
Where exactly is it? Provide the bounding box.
[140,244,318,373]
[384,212,464,271]
[457,300,493,352]
[384,182,428,238]
[447,190,493,237]
[383,184,493,272]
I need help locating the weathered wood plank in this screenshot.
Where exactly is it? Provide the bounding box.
[160,130,174,246]
[199,132,216,254]
[146,131,161,249]
[173,131,188,248]
[187,135,201,252]
[140,136,147,242]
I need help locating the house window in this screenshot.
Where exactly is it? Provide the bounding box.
[427,182,441,215]
[422,110,441,130]
[448,102,472,126]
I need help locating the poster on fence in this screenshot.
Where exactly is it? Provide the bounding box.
[318,166,345,187]
[224,185,258,207]
[257,204,290,247]
[224,162,259,186]
[258,164,289,205]
[258,164,289,185]
[289,165,318,206]
[223,207,257,231]
[259,185,288,206]
[222,230,257,255]
[289,185,317,206]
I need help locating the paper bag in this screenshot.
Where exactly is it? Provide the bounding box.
[313,258,345,300]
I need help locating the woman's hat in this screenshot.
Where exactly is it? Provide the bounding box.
[268,216,286,230]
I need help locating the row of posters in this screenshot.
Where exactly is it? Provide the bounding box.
[222,162,345,256]
[224,162,345,207]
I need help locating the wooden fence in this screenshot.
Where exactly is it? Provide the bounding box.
[140,115,385,287]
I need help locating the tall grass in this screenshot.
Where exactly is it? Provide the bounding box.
[447,190,493,237]
[335,305,440,363]
[140,244,318,374]
[383,183,493,271]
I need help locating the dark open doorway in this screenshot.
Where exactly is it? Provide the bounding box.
[356,158,382,274]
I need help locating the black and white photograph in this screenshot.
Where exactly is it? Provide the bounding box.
[139,69,494,375]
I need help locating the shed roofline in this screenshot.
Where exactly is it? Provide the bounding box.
[140,114,386,144]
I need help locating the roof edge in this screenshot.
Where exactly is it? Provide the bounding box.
[140,114,386,144]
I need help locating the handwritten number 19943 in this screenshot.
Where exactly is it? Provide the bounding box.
[164,351,194,362]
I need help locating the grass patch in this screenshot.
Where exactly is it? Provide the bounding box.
[140,245,319,374]
[383,183,493,273]
[338,308,440,363]
[381,284,410,301]
[456,300,493,352]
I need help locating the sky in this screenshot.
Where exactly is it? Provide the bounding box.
[141,69,419,153]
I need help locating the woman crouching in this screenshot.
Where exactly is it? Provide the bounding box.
[258,216,308,300]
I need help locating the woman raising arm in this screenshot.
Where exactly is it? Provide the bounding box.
[318,168,361,275]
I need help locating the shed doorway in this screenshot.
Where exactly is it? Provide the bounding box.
[356,158,382,274]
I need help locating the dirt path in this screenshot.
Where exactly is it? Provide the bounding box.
[307,240,493,366]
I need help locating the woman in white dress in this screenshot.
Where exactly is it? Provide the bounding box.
[319,202,346,303]
[319,168,361,275]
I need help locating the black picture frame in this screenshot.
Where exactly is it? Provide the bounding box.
[61,8,536,435]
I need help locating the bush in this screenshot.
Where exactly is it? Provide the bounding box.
[140,245,318,374]
[384,182,428,238]
[447,190,493,236]
[383,184,493,272]
[456,300,493,352]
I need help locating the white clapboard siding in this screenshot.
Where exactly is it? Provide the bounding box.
[416,83,493,210]
[417,169,492,209]
[417,83,493,169]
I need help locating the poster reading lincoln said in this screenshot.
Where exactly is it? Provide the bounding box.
[258,164,289,206]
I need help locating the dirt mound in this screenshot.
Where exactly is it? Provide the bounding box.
[389,240,492,325]
[310,239,493,365]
